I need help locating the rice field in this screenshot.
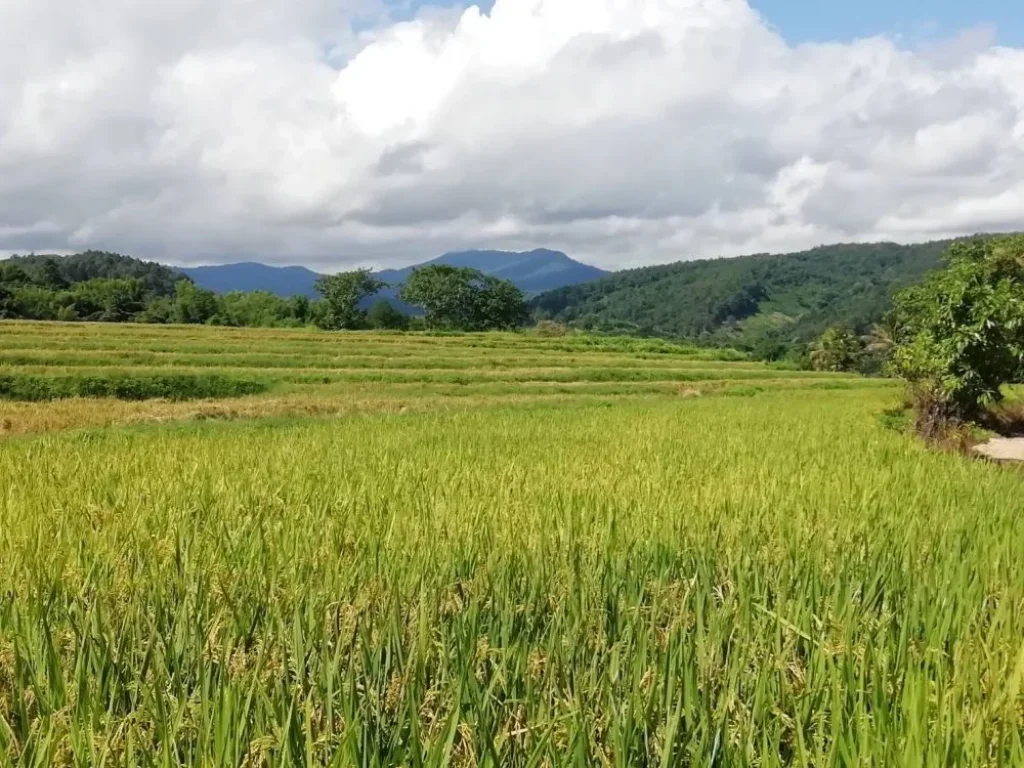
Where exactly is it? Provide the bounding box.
[0,322,877,437]
[1,321,1023,766]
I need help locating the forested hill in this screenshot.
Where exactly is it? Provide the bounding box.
[3,251,186,296]
[531,239,957,355]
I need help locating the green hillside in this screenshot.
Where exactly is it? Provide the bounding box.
[531,239,958,358]
[2,251,186,296]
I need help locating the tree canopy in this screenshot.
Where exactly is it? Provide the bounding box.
[314,270,386,330]
[0,254,313,328]
[3,251,185,296]
[890,235,1024,425]
[399,265,526,331]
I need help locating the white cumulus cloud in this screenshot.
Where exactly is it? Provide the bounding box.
[1,0,1022,270]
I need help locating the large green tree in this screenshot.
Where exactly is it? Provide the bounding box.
[476,275,529,330]
[314,269,385,330]
[890,235,1024,425]
[399,266,478,330]
[399,266,525,331]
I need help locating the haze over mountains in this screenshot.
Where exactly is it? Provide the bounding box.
[179,249,608,299]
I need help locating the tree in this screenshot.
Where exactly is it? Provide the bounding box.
[138,297,174,324]
[314,270,385,330]
[0,264,31,285]
[8,285,58,320]
[288,295,311,325]
[367,299,409,330]
[890,235,1024,426]
[809,326,863,372]
[855,318,899,375]
[399,266,480,330]
[217,291,293,327]
[476,276,528,330]
[399,266,526,331]
[0,283,13,318]
[863,320,896,361]
[68,278,147,322]
[172,281,220,325]
[38,259,68,290]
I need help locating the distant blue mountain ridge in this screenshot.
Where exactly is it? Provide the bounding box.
[177,249,608,304]
[177,262,320,298]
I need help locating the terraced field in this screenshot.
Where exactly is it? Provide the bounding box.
[2,321,1023,766]
[0,321,883,436]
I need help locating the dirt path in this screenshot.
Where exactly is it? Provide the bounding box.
[974,437,1024,462]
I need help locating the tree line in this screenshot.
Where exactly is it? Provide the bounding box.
[0,253,527,332]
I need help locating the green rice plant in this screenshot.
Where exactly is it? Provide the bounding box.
[1,322,1020,766]
[0,351,765,373]
[0,322,746,360]
[0,389,1023,766]
[0,372,268,401]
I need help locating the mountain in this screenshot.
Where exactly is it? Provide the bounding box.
[531,239,959,357]
[375,249,608,295]
[179,262,321,297]
[179,249,608,299]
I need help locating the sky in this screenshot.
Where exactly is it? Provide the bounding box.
[416,1,1024,44]
[1,0,1023,271]
[748,0,1020,45]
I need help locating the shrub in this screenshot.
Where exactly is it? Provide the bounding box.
[533,319,570,337]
